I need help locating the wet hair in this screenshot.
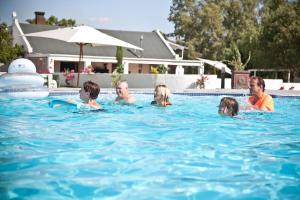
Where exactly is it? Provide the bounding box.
[83,81,100,99]
[219,97,239,116]
[251,76,265,92]
[154,84,171,102]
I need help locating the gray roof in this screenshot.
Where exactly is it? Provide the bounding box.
[20,23,174,59]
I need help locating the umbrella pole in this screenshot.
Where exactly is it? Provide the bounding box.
[77,43,83,87]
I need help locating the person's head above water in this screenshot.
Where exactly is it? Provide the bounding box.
[152,84,172,107]
[248,76,274,112]
[115,80,135,104]
[116,80,128,97]
[80,81,100,102]
[249,76,265,95]
[218,97,239,116]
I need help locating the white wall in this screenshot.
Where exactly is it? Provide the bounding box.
[57,74,219,90]
[56,73,289,90]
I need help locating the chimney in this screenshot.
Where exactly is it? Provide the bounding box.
[35,11,46,25]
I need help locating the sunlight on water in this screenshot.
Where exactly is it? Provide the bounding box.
[0,94,299,199]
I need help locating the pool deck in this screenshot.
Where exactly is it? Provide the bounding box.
[49,87,300,98]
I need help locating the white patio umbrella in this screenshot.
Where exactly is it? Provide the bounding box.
[25,25,143,86]
[198,58,232,75]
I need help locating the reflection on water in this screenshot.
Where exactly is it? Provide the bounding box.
[0,95,299,199]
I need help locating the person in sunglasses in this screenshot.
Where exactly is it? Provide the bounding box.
[151,84,172,107]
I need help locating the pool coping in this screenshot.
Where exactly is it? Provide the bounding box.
[49,88,300,98]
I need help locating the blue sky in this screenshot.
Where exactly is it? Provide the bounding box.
[0,0,174,33]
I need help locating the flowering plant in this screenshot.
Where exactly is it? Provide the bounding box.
[196,75,208,89]
[63,68,75,85]
[151,64,167,74]
[151,66,158,74]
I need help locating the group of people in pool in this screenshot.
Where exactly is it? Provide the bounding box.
[218,76,274,116]
[71,80,172,110]
[71,76,274,116]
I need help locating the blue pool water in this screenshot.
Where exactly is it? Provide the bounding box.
[0,94,300,199]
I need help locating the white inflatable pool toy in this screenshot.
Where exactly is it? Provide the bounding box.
[0,58,49,98]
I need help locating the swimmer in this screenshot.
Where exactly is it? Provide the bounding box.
[52,81,101,110]
[115,80,135,104]
[246,76,274,112]
[151,84,172,107]
[218,97,239,117]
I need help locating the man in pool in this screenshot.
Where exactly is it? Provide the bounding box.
[115,80,135,104]
[218,97,239,116]
[247,76,274,111]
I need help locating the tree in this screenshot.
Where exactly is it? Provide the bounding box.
[58,18,75,27]
[115,46,124,73]
[258,0,300,71]
[0,22,25,64]
[220,0,259,68]
[46,16,58,26]
[169,0,259,62]
[223,42,251,71]
[26,15,76,27]
[111,46,124,86]
[169,0,300,74]
[194,2,225,60]
[169,0,202,59]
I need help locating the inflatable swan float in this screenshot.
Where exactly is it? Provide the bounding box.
[0,58,49,98]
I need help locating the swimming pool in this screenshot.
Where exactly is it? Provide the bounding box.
[0,94,299,199]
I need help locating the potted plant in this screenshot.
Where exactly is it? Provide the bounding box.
[150,64,168,86]
[157,64,168,74]
[224,43,251,89]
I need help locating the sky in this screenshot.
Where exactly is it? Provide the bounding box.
[0,0,174,33]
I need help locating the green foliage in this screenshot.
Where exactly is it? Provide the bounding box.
[258,0,300,70]
[58,18,76,27]
[116,46,124,73]
[46,16,58,26]
[0,23,25,64]
[111,69,121,87]
[168,0,300,71]
[26,15,76,27]
[116,64,124,74]
[150,64,167,74]
[223,43,251,71]
[111,46,124,86]
[158,64,168,74]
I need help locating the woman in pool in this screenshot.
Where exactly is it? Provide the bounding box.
[218,97,239,117]
[151,84,172,107]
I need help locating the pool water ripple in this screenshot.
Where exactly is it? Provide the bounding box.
[0,94,299,199]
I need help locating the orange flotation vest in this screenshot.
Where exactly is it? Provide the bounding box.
[248,94,274,112]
